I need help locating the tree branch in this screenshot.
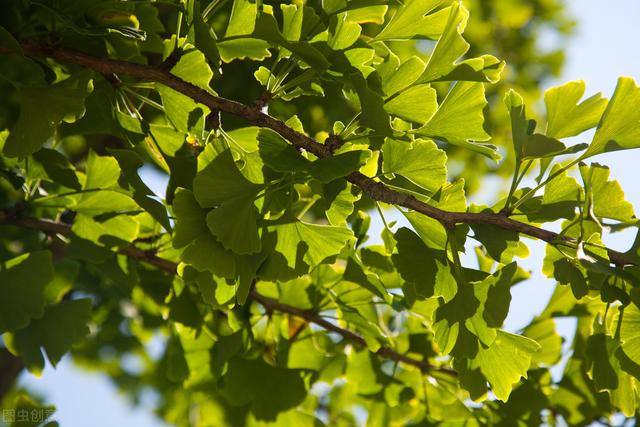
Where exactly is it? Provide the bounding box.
[0,209,454,376]
[9,43,634,268]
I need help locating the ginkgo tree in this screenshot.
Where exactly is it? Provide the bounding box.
[0,0,638,426]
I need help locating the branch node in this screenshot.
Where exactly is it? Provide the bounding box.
[254,92,273,112]
[160,48,183,71]
[102,72,122,87]
[325,133,344,154]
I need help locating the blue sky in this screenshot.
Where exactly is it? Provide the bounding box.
[16,1,640,426]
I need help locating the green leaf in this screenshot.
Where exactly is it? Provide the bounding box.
[0,251,53,334]
[619,303,640,366]
[0,25,22,54]
[4,72,94,157]
[157,48,212,133]
[580,163,635,221]
[504,89,528,161]
[72,212,140,245]
[384,84,438,124]
[45,260,80,305]
[470,219,529,264]
[217,39,271,62]
[505,89,588,161]
[206,198,261,255]
[272,219,353,269]
[417,82,498,160]
[84,149,121,189]
[523,318,563,366]
[322,0,389,14]
[345,350,388,395]
[311,150,371,183]
[225,0,257,37]
[419,3,503,83]
[328,13,361,50]
[252,13,329,71]
[585,334,623,391]
[6,299,92,374]
[403,180,468,250]
[220,357,307,421]
[464,330,540,401]
[258,129,370,182]
[172,188,208,249]
[109,149,172,232]
[545,80,608,139]
[192,146,263,254]
[522,134,586,160]
[181,234,236,279]
[380,56,426,96]
[382,138,447,192]
[373,0,447,41]
[392,227,456,301]
[343,256,391,302]
[469,262,517,334]
[30,148,81,190]
[187,0,221,67]
[193,147,262,208]
[583,77,640,158]
[317,180,359,226]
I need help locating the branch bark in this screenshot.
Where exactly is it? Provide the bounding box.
[0,209,453,376]
[9,42,634,268]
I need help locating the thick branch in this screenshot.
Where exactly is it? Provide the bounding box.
[0,210,452,376]
[10,43,634,268]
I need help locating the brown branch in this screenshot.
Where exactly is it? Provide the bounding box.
[0,210,453,376]
[10,42,634,268]
[250,290,456,375]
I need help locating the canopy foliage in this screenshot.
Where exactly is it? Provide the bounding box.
[0,1,639,426]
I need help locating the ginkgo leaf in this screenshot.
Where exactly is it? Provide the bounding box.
[392,227,456,301]
[504,90,585,161]
[618,302,640,365]
[157,47,212,133]
[545,80,608,139]
[382,138,447,192]
[384,84,438,124]
[258,128,370,182]
[5,299,92,374]
[217,38,272,62]
[381,56,426,96]
[172,188,208,249]
[4,71,94,157]
[465,330,540,401]
[181,234,236,279]
[582,77,640,159]
[272,219,353,269]
[373,0,448,41]
[580,163,635,221]
[328,13,361,50]
[523,318,563,366]
[206,198,262,255]
[193,147,262,208]
[29,148,81,190]
[225,0,257,37]
[418,3,503,84]
[0,251,53,334]
[220,357,307,420]
[417,82,498,159]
